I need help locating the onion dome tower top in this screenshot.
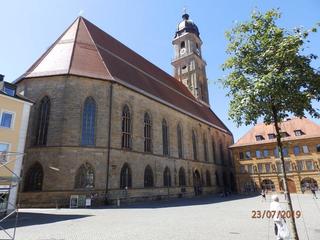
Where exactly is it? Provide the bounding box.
[175,11,200,38]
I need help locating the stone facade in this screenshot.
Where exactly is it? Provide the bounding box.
[17,76,234,207]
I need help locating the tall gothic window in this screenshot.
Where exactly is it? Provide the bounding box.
[75,163,95,189]
[162,119,169,156]
[192,130,197,160]
[220,141,224,165]
[144,113,152,152]
[121,105,131,149]
[144,165,154,188]
[203,134,208,162]
[206,170,212,186]
[179,167,186,186]
[81,97,96,146]
[24,162,43,192]
[120,163,132,189]
[35,96,50,145]
[163,167,171,187]
[177,124,183,158]
[215,171,220,186]
[212,138,216,164]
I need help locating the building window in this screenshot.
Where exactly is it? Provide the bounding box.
[180,41,185,49]
[296,161,304,171]
[256,150,262,159]
[284,162,291,172]
[0,112,13,128]
[302,145,309,154]
[316,144,320,152]
[220,142,225,164]
[0,143,9,163]
[257,163,263,173]
[215,171,220,186]
[293,146,300,156]
[121,105,131,149]
[3,85,15,96]
[265,163,271,173]
[240,165,246,173]
[274,147,279,158]
[212,138,216,163]
[81,97,96,146]
[268,133,276,139]
[163,167,171,187]
[144,113,152,153]
[245,151,251,159]
[203,135,208,162]
[177,124,183,158]
[35,96,50,145]
[179,167,186,186]
[239,152,244,160]
[263,149,269,157]
[294,130,304,136]
[192,130,197,160]
[306,161,314,170]
[144,165,154,188]
[75,163,95,189]
[255,135,265,141]
[282,147,288,157]
[120,163,132,189]
[162,119,169,156]
[24,162,43,192]
[280,132,290,138]
[206,170,211,186]
[247,165,253,174]
[276,162,283,173]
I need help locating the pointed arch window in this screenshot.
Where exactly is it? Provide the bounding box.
[81,97,96,146]
[203,134,208,162]
[163,167,171,187]
[121,105,131,149]
[179,167,186,186]
[144,165,154,188]
[144,113,152,152]
[162,119,169,156]
[75,163,95,189]
[177,124,183,158]
[206,170,212,186]
[212,138,216,164]
[215,171,220,186]
[192,130,197,160]
[24,162,44,192]
[35,96,50,145]
[120,163,132,189]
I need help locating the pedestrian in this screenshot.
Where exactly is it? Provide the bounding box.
[261,189,266,202]
[270,195,290,240]
[311,186,318,199]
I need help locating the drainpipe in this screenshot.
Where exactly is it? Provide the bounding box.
[105,83,113,203]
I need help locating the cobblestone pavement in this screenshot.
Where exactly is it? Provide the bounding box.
[1,193,320,240]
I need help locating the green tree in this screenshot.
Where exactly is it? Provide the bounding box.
[222,9,320,240]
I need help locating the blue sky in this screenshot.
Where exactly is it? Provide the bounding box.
[1,0,319,141]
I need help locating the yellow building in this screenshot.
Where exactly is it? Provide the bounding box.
[0,76,33,213]
[230,118,320,194]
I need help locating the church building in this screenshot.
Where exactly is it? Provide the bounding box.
[15,13,234,207]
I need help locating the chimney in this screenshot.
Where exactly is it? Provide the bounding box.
[0,74,4,82]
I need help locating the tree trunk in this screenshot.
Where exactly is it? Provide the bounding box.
[272,110,299,240]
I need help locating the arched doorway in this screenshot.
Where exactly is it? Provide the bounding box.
[261,179,275,192]
[301,177,318,192]
[193,170,202,195]
[280,178,297,193]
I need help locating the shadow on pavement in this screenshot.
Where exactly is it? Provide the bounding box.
[1,212,92,229]
[100,193,260,209]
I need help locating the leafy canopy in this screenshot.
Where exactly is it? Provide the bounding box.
[222,9,320,126]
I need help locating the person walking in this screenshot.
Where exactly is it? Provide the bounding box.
[311,186,318,199]
[270,195,290,240]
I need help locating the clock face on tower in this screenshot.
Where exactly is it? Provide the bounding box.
[180,48,186,55]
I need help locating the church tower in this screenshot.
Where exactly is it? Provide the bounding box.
[171,12,210,106]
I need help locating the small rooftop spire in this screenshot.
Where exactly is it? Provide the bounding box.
[182,7,189,20]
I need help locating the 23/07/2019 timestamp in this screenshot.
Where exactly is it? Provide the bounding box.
[251,210,301,219]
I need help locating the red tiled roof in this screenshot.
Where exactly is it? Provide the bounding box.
[230,117,320,148]
[17,17,231,134]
